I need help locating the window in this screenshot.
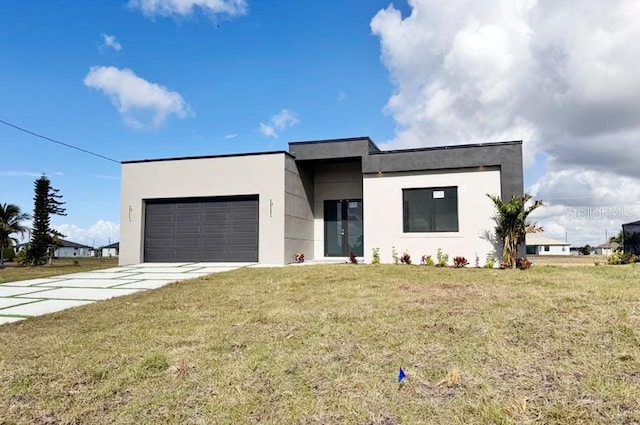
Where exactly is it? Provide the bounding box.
[544,245,550,252]
[403,187,458,232]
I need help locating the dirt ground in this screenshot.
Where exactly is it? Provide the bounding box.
[530,254,607,266]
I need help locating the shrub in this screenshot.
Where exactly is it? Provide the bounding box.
[349,252,358,264]
[517,257,532,270]
[400,252,412,265]
[421,255,434,266]
[391,246,399,265]
[436,248,449,267]
[371,248,380,265]
[607,252,639,265]
[16,247,28,265]
[453,256,469,268]
[484,252,496,269]
[2,247,16,262]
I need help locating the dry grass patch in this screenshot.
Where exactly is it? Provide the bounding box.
[0,264,639,424]
[0,257,118,284]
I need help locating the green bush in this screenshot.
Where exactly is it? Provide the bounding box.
[607,252,639,265]
[484,252,497,268]
[436,248,449,267]
[2,247,16,262]
[371,248,380,265]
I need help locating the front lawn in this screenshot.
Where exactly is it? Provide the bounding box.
[0,257,118,284]
[0,264,638,424]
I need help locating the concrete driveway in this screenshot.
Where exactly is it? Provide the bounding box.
[0,262,251,325]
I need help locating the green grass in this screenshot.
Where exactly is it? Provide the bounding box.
[0,264,639,424]
[0,257,118,284]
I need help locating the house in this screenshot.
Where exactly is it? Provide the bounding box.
[101,242,119,257]
[623,220,640,255]
[119,137,523,265]
[54,239,93,258]
[594,241,620,256]
[525,234,570,256]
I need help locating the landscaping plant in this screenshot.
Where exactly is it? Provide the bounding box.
[400,252,412,265]
[371,247,380,265]
[452,256,469,268]
[487,193,543,269]
[436,248,449,267]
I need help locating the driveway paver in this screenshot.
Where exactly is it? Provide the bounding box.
[0,262,249,325]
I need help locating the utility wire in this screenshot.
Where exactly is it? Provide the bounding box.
[0,118,120,164]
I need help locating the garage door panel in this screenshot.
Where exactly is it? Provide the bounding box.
[144,196,258,262]
[146,237,174,247]
[175,224,201,234]
[204,212,229,221]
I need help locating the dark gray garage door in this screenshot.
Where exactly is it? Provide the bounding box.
[144,196,259,262]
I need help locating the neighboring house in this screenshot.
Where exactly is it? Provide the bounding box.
[623,220,640,255]
[526,234,570,256]
[119,137,523,265]
[14,242,29,254]
[101,242,119,257]
[594,241,620,256]
[54,239,93,258]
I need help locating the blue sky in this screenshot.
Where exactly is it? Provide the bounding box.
[2,0,640,247]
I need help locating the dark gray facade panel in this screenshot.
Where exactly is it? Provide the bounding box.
[361,142,523,200]
[284,215,315,240]
[289,138,374,161]
[144,196,258,262]
[284,156,315,261]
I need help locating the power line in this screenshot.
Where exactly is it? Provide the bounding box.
[0,118,120,164]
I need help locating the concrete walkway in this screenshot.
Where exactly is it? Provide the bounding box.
[0,262,251,325]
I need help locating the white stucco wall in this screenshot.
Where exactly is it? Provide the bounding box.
[531,245,570,256]
[119,153,286,265]
[102,248,119,257]
[55,247,92,257]
[363,168,501,265]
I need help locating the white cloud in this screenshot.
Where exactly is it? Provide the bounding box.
[0,171,42,178]
[259,123,277,138]
[371,0,640,245]
[102,34,122,51]
[337,90,346,102]
[129,0,247,17]
[527,168,640,246]
[84,66,192,129]
[55,220,120,248]
[224,133,238,139]
[258,109,299,138]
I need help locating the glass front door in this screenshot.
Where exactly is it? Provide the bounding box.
[324,199,363,257]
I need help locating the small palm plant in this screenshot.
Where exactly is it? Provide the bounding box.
[487,194,543,269]
[0,203,30,267]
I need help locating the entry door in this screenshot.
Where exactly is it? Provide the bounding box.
[324,199,363,257]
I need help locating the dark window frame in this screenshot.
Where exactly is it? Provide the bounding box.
[402,186,459,233]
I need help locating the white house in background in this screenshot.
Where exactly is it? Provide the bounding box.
[119,137,524,265]
[526,234,570,256]
[101,242,119,257]
[54,239,93,258]
[594,241,619,256]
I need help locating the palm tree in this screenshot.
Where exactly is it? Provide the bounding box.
[487,194,543,269]
[0,203,30,267]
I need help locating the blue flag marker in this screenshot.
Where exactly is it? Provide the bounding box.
[398,367,406,383]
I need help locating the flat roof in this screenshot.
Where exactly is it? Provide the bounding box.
[122,150,293,164]
[121,138,522,164]
[371,140,522,155]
